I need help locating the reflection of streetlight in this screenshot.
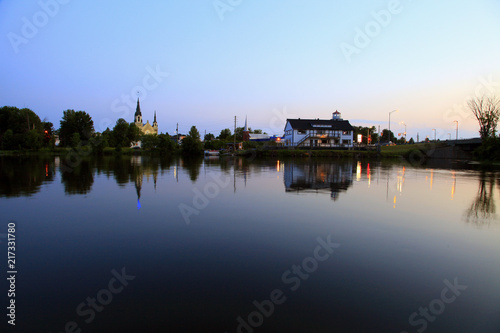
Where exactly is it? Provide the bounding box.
[432,129,436,142]
[453,120,458,141]
[388,110,399,142]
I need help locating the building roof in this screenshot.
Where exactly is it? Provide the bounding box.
[286,118,354,131]
[249,133,270,140]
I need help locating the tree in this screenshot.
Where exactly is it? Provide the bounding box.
[0,106,43,150]
[71,133,81,148]
[110,119,141,148]
[111,118,130,147]
[89,133,107,155]
[42,121,54,146]
[181,126,203,155]
[218,128,231,140]
[468,95,500,139]
[158,133,175,153]
[204,139,224,150]
[1,129,14,150]
[59,109,94,147]
[204,133,215,141]
[141,134,159,150]
[188,126,201,141]
[127,123,142,146]
[353,126,377,144]
[380,129,396,143]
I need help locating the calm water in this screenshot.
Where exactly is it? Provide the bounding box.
[0,155,499,333]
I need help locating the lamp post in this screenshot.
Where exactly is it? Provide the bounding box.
[432,129,436,142]
[388,109,399,143]
[453,120,458,141]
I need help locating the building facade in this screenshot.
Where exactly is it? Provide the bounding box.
[283,111,354,147]
[134,98,158,135]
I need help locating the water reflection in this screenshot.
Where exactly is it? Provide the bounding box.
[181,156,203,182]
[284,160,354,200]
[1,156,499,226]
[0,156,55,197]
[464,172,498,226]
[61,158,94,195]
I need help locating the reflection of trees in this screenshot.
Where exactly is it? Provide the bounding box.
[0,156,55,197]
[61,158,94,195]
[182,156,203,182]
[464,172,497,226]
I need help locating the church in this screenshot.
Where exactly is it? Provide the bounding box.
[134,98,158,135]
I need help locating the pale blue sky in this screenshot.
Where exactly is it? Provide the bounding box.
[1,0,499,139]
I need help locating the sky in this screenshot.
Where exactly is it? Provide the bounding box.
[1,0,500,140]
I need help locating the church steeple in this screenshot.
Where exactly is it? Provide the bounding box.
[243,115,250,142]
[153,110,158,131]
[135,98,142,124]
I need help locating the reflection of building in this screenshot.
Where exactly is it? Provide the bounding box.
[131,156,158,209]
[284,161,354,200]
[283,111,354,147]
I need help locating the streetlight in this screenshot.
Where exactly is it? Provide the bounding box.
[432,129,436,142]
[453,120,458,141]
[388,109,399,143]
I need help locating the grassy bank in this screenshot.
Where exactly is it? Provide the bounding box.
[0,142,450,160]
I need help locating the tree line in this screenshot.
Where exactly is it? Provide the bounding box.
[0,106,264,155]
[1,95,498,158]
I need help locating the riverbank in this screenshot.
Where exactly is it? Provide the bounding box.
[0,142,489,164]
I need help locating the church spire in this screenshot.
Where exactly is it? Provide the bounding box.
[135,98,142,117]
[134,98,142,124]
[154,110,156,123]
[244,115,248,131]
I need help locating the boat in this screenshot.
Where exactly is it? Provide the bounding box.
[204,150,220,156]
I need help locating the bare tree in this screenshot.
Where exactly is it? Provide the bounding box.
[467,95,500,139]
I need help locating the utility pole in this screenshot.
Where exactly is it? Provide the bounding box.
[176,123,179,144]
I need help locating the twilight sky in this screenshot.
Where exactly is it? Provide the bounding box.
[1,0,499,140]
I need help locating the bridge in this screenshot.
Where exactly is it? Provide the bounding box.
[429,138,482,160]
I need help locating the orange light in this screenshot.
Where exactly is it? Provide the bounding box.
[276,137,281,142]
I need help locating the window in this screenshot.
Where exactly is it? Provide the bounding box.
[298,130,307,135]
[342,130,350,135]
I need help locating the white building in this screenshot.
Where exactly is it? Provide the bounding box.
[283,111,354,147]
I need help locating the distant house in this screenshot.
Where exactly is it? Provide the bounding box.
[242,116,283,143]
[283,111,354,148]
